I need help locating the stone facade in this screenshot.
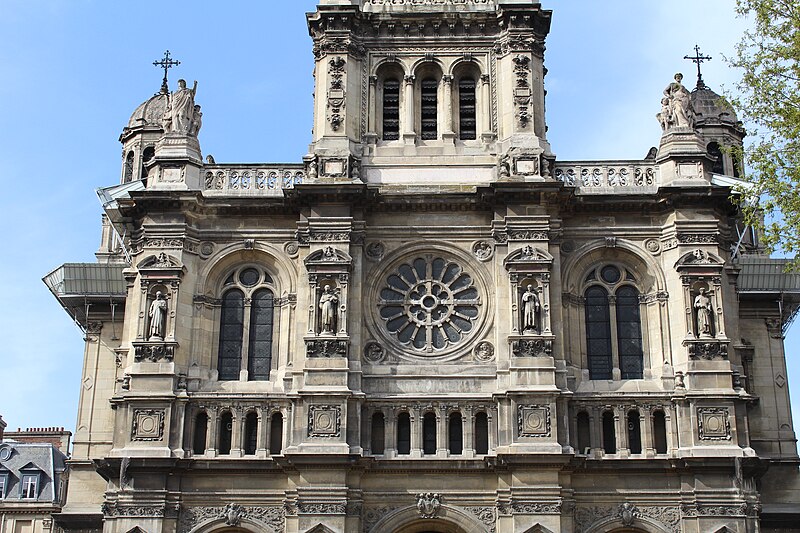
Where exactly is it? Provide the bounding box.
[46,1,800,533]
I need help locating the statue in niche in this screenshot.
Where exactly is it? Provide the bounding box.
[163,79,199,135]
[319,284,339,335]
[694,288,714,337]
[521,284,541,333]
[661,73,694,130]
[148,291,168,341]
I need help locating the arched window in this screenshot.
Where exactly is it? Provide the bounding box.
[627,410,642,454]
[448,412,463,455]
[707,142,724,175]
[602,410,616,454]
[141,146,155,180]
[576,411,591,454]
[217,267,275,381]
[382,78,400,141]
[474,412,489,455]
[420,78,438,140]
[458,77,477,140]
[583,265,644,380]
[397,412,411,455]
[123,151,134,183]
[422,412,437,455]
[371,412,385,455]
[219,412,233,455]
[653,410,668,454]
[193,412,208,455]
[244,412,258,455]
[269,413,283,455]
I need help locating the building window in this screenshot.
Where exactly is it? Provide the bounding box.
[193,412,208,455]
[0,473,8,499]
[583,265,644,380]
[382,78,400,141]
[474,412,489,455]
[20,474,38,499]
[627,410,642,454]
[458,78,477,140]
[244,412,258,455]
[422,412,437,454]
[269,413,283,455]
[420,78,438,140]
[602,411,616,454]
[371,412,385,455]
[141,146,155,179]
[653,410,668,454]
[448,412,463,455]
[576,411,591,454]
[218,411,233,455]
[707,142,724,174]
[217,267,275,381]
[397,412,411,455]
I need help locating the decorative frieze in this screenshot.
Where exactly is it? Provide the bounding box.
[306,339,348,358]
[102,503,165,517]
[575,505,680,533]
[697,407,732,441]
[517,405,551,437]
[131,409,165,441]
[685,340,729,360]
[511,502,562,514]
[178,505,285,533]
[512,339,553,357]
[680,503,748,517]
[297,502,347,515]
[327,57,346,131]
[555,164,657,190]
[308,405,342,438]
[133,341,176,362]
[508,230,548,241]
[677,233,719,244]
[203,166,303,194]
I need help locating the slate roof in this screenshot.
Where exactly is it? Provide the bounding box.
[0,441,66,504]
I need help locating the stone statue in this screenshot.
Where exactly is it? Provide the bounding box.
[189,105,202,136]
[694,288,713,337]
[661,73,694,130]
[657,97,672,131]
[164,79,199,135]
[148,291,168,340]
[319,285,339,335]
[521,284,541,333]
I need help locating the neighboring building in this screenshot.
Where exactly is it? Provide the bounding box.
[43,1,800,532]
[0,425,70,533]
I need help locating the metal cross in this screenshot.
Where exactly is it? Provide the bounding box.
[684,44,712,90]
[153,50,180,94]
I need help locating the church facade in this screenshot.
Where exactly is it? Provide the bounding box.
[45,1,800,532]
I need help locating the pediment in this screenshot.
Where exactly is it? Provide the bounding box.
[520,525,556,533]
[304,524,337,533]
[125,528,149,533]
[305,245,352,265]
[138,252,183,270]
[504,245,553,269]
[675,249,724,268]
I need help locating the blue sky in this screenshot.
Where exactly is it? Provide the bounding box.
[1,1,798,439]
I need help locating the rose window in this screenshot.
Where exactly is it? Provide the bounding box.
[379,256,480,352]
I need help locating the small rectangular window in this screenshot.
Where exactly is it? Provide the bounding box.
[458,78,477,140]
[0,474,7,498]
[20,474,38,499]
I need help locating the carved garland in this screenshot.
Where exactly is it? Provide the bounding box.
[327,57,347,131]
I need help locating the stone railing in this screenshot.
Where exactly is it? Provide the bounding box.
[554,161,659,194]
[203,164,305,196]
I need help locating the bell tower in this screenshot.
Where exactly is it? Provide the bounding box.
[306,0,553,185]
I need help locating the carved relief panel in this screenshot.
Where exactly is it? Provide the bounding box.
[305,246,353,357]
[504,244,554,357]
[676,250,729,360]
[134,253,185,362]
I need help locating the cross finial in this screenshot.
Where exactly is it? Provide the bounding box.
[153,50,181,94]
[684,44,712,90]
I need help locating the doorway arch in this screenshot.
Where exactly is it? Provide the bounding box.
[370,505,489,533]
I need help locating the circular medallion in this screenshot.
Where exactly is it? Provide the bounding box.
[474,341,495,362]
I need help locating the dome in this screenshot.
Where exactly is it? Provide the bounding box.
[125,92,168,131]
[691,86,739,126]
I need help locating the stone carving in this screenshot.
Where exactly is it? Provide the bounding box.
[131,409,165,441]
[678,233,718,244]
[363,507,395,533]
[644,238,661,255]
[686,341,728,360]
[509,231,548,241]
[306,339,348,358]
[660,73,695,130]
[693,288,714,337]
[464,506,496,533]
[308,405,342,438]
[363,341,385,363]
[318,285,340,335]
[204,167,304,192]
[365,241,385,261]
[297,502,347,515]
[513,55,532,128]
[619,502,639,526]
[148,291,168,341]
[680,503,748,517]
[284,241,299,258]
[474,341,495,362]
[378,255,480,353]
[133,342,175,362]
[472,240,494,261]
[521,284,541,333]
[517,405,551,437]
[555,164,656,188]
[575,505,680,533]
[511,502,562,514]
[163,79,199,135]
[179,505,285,533]
[674,371,686,389]
[102,503,165,517]
[327,57,346,131]
[697,407,731,440]
[222,503,243,526]
[416,493,441,519]
[512,339,552,357]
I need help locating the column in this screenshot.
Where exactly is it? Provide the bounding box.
[410,407,421,458]
[437,408,447,457]
[368,75,378,138]
[442,75,454,137]
[488,406,498,452]
[480,74,491,138]
[206,408,218,457]
[640,409,654,457]
[256,407,267,458]
[615,407,627,456]
[589,407,602,456]
[403,75,415,142]
[231,409,243,457]
[386,408,396,458]
[464,407,475,458]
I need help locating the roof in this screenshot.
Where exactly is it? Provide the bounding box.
[0,441,67,504]
[736,256,800,292]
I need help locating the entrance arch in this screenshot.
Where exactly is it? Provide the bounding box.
[370,505,489,533]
